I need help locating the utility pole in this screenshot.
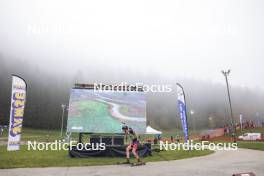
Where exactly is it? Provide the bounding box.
[222,70,237,143]
[61,104,66,137]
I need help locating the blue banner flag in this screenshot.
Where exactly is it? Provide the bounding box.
[176,83,189,143]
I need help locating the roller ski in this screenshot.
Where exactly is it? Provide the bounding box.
[116,159,131,165]
[131,161,146,167]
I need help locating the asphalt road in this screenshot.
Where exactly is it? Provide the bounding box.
[1,148,263,176]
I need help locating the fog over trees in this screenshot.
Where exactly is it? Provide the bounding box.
[0,55,263,131]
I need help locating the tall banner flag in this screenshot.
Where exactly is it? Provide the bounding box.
[176,83,189,143]
[7,75,27,151]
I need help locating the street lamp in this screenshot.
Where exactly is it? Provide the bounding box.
[208,116,213,128]
[61,104,66,137]
[221,69,237,142]
[190,110,196,133]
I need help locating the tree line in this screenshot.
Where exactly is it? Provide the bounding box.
[0,55,263,131]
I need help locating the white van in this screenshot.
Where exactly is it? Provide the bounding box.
[238,133,261,141]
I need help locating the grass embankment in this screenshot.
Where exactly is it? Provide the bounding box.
[235,127,264,151]
[0,128,213,169]
[238,127,264,135]
[237,142,264,151]
[209,127,264,151]
[1,128,62,142]
[0,145,213,169]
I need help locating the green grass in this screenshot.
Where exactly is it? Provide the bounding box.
[232,127,264,151]
[237,141,264,151]
[207,140,264,151]
[236,127,264,136]
[0,127,214,169]
[0,145,213,169]
[1,128,62,142]
[1,127,262,169]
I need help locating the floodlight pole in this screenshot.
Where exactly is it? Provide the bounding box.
[222,70,237,143]
[61,104,66,137]
[190,110,196,133]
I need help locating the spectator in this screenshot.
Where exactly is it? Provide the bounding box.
[175,135,180,143]
[153,137,158,144]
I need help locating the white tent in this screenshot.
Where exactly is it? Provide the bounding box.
[146,125,162,134]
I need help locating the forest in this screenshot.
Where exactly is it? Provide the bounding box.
[0,55,263,131]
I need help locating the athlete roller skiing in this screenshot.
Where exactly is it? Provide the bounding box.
[119,125,145,166]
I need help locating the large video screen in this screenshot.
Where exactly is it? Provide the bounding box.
[67,89,146,134]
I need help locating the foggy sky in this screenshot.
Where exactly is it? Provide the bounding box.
[0,0,264,91]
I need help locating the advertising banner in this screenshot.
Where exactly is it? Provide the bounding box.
[176,83,189,143]
[7,75,27,151]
